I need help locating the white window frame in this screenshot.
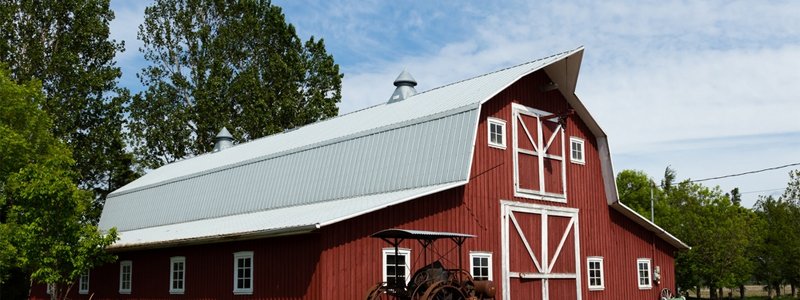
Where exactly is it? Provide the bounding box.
[46,283,55,295]
[637,258,652,290]
[570,137,585,164]
[469,251,493,281]
[233,251,254,295]
[488,117,507,149]
[170,256,186,294]
[511,103,567,202]
[79,271,90,294]
[119,260,132,294]
[382,248,411,284]
[587,256,604,291]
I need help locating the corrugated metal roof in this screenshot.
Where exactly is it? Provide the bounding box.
[110,47,583,196]
[99,47,587,246]
[110,182,465,250]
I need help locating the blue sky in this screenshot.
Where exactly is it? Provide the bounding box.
[109,0,800,208]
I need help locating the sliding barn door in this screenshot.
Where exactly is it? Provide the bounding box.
[501,202,581,300]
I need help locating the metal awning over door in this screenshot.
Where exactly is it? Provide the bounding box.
[501,201,581,300]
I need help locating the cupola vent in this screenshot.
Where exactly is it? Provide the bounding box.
[388,70,418,103]
[213,127,234,152]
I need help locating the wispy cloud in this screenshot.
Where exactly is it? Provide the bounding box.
[108,0,800,206]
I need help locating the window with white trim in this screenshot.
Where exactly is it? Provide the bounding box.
[79,271,90,294]
[170,256,186,294]
[469,252,492,281]
[570,137,585,164]
[382,248,411,286]
[233,251,253,295]
[46,283,54,295]
[637,258,652,289]
[587,257,604,290]
[488,118,506,149]
[119,260,132,294]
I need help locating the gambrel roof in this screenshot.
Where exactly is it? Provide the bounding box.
[99,47,688,250]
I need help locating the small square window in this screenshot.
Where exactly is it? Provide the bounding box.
[382,248,411,286]
[587,257,604,290]
[570,137,585,164]
[119,260,132,294]
[637,258,652,289]
[233,251,253,295]
[79,271,90,294]
[469,252,493,281]
[170,256,186,294]
[488,118,506,149]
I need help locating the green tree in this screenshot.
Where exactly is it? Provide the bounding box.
[0,0,137,205]
[0,67,117,299]
[659,180,753,299]
[616,169,660,220]
[617,168,755,299]
[129,0,343,168]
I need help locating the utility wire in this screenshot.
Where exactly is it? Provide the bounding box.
[740,188,785,195]
[690,162,800,183]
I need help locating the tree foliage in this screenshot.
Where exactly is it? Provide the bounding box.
[752,170,800,298]
[0,0,137,204]
[129,0,343,168]
[617,168,757,299]
[0,67,117,299]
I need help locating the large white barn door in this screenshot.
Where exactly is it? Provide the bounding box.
[501,201,581,300]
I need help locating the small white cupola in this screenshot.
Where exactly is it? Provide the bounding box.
[213,127,234,152]
[388,70,418,103]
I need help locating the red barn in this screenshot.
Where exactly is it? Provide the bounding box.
[32,47,688,300]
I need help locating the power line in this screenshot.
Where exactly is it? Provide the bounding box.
[690,162,800,183]
[740,188,785,195]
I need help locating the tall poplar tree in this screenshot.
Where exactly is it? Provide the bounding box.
[0,0,138,206]
[129,0,342,168]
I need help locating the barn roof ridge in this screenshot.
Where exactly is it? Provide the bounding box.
[109,105,479,198]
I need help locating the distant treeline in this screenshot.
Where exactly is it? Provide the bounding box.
[617,168,800,299]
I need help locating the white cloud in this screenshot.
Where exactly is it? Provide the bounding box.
[107,0,800,206]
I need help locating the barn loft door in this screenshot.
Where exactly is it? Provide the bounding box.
[501,201,581,300]
[512,103,566,202]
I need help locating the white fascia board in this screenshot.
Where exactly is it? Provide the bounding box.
[610,202,690,250]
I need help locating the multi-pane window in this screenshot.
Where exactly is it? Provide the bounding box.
[470,252,493,281]
[587,257,604,290]
[382,248,411,286]
[233,251,253,294]
[488,118,507,149]
[119,260,132,294]
[637,258,652,289]
[570,137,585,164]
[170,256,185,294]
[79,271,90,294]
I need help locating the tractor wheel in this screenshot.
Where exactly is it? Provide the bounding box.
[422,284,466,300]
[366,283,389,300]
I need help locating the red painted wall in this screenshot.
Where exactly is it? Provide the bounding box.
[30,70,678,300]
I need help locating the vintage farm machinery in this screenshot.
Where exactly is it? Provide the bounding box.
[365,229,496,300]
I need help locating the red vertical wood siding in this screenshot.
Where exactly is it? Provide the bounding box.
[30,69,679,300]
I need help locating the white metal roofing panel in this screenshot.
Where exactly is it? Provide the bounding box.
[99,47,588,246]
[111,47,583,196]
[99,109,477,231]
[109,182,464,249]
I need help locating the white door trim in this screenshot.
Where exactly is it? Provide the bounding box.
[501,200,582,300]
